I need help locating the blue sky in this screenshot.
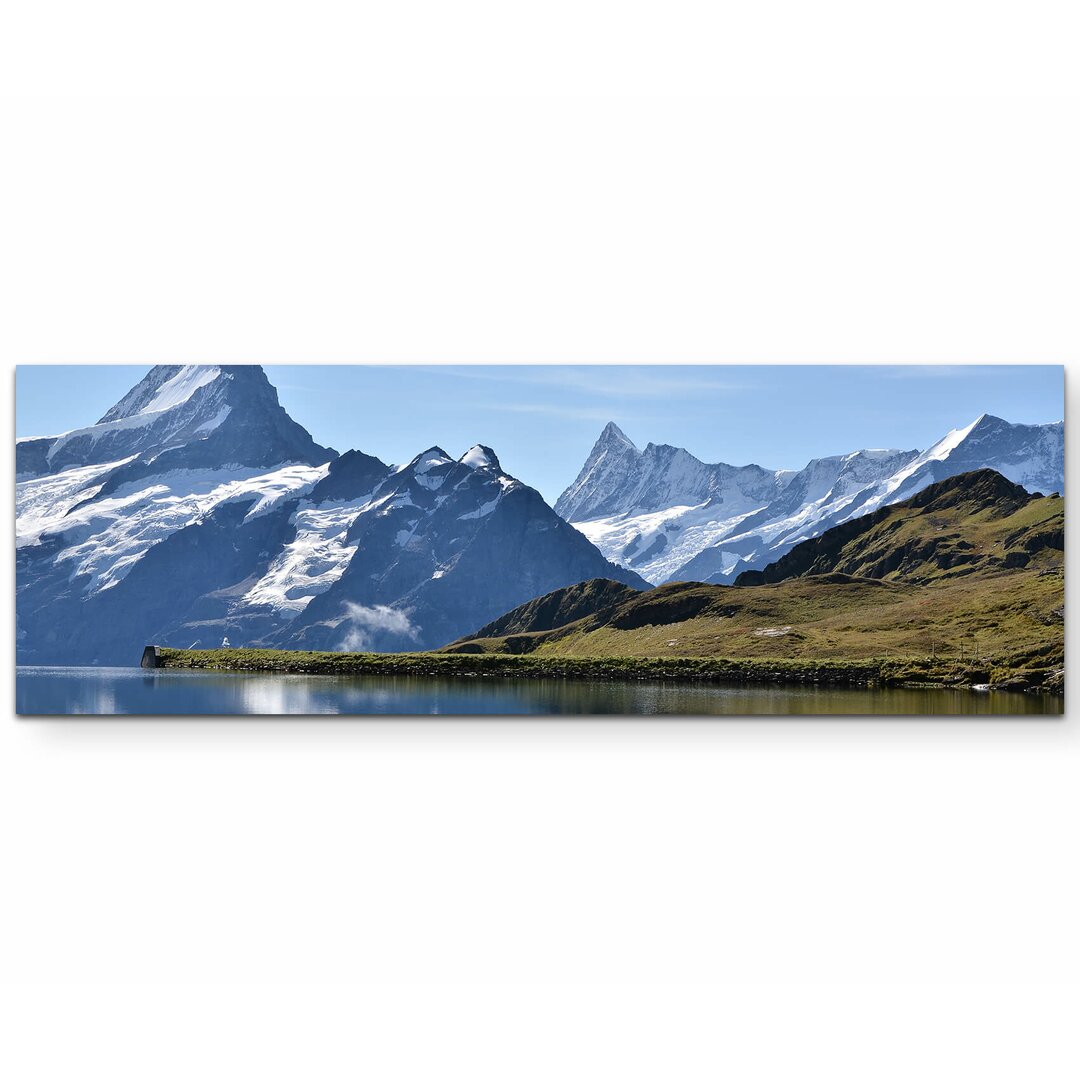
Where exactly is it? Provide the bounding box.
[16,364,1064,503]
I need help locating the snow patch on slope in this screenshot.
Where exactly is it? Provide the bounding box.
[44,366,226,462]
[193,405,232,434]
[854,417,984,515]
[18,462,327,594]
[143,365,223,414]
[575,501,768,583]
[15,457,138,547]
[459,445,498,470]
[414,450,451,474]
[458,496,501,520]
[242,497,371,616]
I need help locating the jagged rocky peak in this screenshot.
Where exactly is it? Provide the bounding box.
[578,421,642,474]
[553,421,644,521]
[382,444,516,497]
[398,446,519,509]
[417,445,451,461]
[555,420,783,525]
[16,364,336,477]
[597,420,638,451]
[396,447,456,488]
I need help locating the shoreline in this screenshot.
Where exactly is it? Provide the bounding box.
[143,647,1063,695]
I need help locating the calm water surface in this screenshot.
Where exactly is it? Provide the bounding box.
[16,666,1063,716]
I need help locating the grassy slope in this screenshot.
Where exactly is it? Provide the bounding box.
[444,479,1064,691]
[467,577,642,638]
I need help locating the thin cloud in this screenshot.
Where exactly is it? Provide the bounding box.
[477,401,648,423]
[419,365,747,399]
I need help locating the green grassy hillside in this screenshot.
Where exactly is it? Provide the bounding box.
[444,471,1064,691]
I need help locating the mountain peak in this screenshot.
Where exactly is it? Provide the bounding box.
[967,412,1005,432]
[597,421,637,451]
[553,422,645,521]
[308,448,390,503]
[459,445,501,471]
[97,365,228,423]
[412,446,451,466]
[17,363,334,477]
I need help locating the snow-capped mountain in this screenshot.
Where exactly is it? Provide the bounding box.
[16,366,645,663]
[259,444,646,653]
[557,415,1064,585]
[16,365,333,477]
[554,421,788,523]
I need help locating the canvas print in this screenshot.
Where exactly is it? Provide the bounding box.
[15,364,1064,715]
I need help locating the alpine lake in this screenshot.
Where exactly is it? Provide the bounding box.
[16,665,1062,716]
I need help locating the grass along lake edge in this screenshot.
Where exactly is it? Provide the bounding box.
[145,646,1063,695]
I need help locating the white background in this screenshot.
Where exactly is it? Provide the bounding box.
[1,4,1078,1077]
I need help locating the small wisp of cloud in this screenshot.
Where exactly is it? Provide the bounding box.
[337,602,418,652]
[421,365,747,399]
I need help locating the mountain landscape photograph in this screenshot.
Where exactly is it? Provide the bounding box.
[15,363,1064,715]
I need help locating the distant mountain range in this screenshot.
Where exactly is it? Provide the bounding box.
[16,366,645,664]
[555,414,1064,584]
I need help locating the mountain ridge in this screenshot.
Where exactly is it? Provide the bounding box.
[559,413,1063,585]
